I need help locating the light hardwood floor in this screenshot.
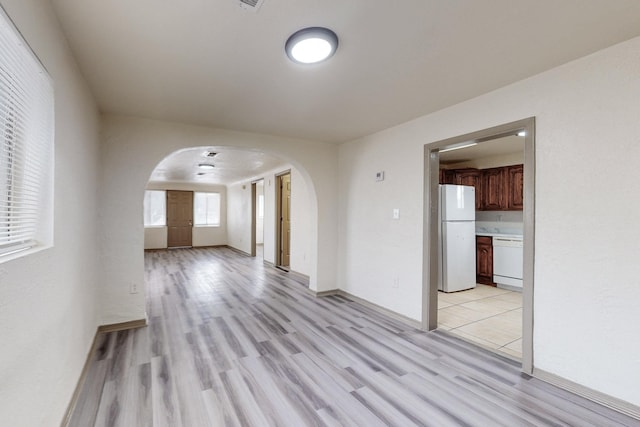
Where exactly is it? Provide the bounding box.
[68,247,639,426]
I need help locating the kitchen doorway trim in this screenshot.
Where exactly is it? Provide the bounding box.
[422,117,536,374]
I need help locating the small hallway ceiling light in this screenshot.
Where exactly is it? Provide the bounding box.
[285,27,339,64]
[198,163,215,169]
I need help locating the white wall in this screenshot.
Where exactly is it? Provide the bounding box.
[226,166,313,277]
[290,168,312,276]
[0,1,101,425]
[143,182,228,249]
[256,181,264,245]
[263,174,277,263]
[227,182,252,253]
[144,227,167,249]
[338,36,640,406]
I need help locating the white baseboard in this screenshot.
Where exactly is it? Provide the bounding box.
[314,289,339,297]
[225,245,251,256]
[287,269,310,283]
[533,368,640,421]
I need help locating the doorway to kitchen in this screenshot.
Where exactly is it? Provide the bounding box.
[423,118,535,373]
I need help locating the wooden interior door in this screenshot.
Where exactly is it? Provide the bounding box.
[278,173,291,267]
[167,190,193,248]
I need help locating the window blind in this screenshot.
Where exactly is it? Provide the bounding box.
[0,7,54,256]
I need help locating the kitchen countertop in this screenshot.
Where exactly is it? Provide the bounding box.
[475,222,523,239]
[476,231,523,239]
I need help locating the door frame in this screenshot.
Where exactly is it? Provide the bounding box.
[250,179,265,258]
[422,117,536,374]
[275,170,291,269]
[251,182,257,257]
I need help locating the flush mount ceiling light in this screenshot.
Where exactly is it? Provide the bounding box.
[285,27,339,64]
[198,163,215,169]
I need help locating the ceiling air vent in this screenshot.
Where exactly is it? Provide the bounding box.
[238,0,265,12]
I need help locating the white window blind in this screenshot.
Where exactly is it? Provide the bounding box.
[194,192,220,226]
[0,7,54,256]
[143,190,166,226]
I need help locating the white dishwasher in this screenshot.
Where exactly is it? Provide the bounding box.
[493,236,523,289]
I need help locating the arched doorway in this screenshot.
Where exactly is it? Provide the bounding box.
[97,114,338,325]
[143,148,312,278]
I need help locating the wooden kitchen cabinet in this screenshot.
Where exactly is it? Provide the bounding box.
[439,169,455,184]
[453,169,483,210]
[440,164,523,211]
[506,164,524,210]
[439,168,482,209]
[482,167,506,210]
[476,236,494,286]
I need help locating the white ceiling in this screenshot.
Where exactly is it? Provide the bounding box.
[49,0,640,184]
[149,148,286,185]
[51,0,640,145]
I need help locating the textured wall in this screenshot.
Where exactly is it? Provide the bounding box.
[0,0,102,425]
[338,36,640,406]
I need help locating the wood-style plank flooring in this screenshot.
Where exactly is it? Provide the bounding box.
[68,247,640,426]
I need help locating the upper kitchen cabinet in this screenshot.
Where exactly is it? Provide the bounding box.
[439,164,523,211]
[439,169,456,185]
[453,169,483,210]
[439,168,483,210]
[506,164,524,210]
[482,167,506,210]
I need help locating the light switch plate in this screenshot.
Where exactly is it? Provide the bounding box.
[393,208,400,219]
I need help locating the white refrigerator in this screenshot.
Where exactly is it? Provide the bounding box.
[438,184,476,292]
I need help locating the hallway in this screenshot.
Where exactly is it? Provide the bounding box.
[67,248,638,426]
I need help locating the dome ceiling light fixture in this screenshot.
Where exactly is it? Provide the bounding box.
[198,163,215,169]
[285,27,339,64]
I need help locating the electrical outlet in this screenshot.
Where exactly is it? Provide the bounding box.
[393,208,400,219]
[130,282,139,294]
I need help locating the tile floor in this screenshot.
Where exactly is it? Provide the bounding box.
[437,284,522,359]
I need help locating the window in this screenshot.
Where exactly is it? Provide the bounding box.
[143,190,166,226]
[1,7,54,257]
[194,192,220,226]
